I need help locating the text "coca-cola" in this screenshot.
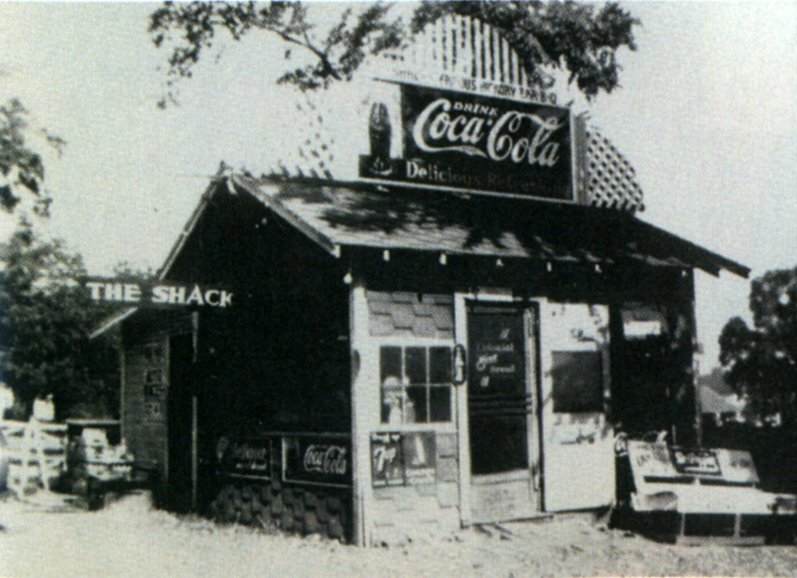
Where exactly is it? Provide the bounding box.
[411,97,564,168]
[303,444,348,475]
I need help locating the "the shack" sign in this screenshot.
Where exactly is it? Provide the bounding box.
[84,279,234,308]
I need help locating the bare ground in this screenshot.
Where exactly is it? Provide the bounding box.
[1,492,796,578]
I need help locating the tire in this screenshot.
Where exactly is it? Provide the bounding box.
[328,514,344,541]
[280,505,294,531]
[327,495,342,513]
[269,494,284,521]
[259,484,274,506]
[293,499,306,533]
[304,510,321,535]
[87,480,106,511]
[222,498,237,523]
[228,486,243,523]
[239,501,253,525]
[303,491,319,509]
[230,486,243,509]
[213,485,236,524]
[316,499,330,523]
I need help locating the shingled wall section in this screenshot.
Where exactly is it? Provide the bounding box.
[366,291,462,545]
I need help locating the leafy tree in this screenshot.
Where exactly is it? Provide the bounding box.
[719,266,797,424]
[0,98,65,217]
[0,220,121,418]
[149,0,639,106]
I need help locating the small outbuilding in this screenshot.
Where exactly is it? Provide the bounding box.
[93,14,748,545]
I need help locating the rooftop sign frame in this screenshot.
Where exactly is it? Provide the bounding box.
[358,78,577,204]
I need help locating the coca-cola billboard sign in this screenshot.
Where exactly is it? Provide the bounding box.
[283,436,352,488]
[359,82,573,201]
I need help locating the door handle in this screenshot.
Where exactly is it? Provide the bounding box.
[453,344,467,385]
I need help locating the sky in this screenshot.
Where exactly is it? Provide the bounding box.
[0,1,795,371]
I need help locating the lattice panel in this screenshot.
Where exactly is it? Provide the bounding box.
[257,13,645,214]
[383,14,533,87]
[585,128,645,213]
[265,92,336,180]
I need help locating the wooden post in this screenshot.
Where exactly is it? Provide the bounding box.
[686,269,702,448]
[454,292,472,526]
[20,420,34,493]
[350,280,375,546]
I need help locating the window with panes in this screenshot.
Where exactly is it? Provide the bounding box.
[379,345,453,425]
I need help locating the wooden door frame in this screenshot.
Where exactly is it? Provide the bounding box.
[454,291,546,525]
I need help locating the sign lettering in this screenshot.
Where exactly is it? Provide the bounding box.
[217,437,272,479]
[283,436,352,488]
[360,82,573,200]
[371,432,437,488]
[303,444,348,476]
[84,278,234,308]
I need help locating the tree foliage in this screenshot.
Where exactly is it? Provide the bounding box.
[0,98,64,217]
[720,266,797,423]
[0,221,122,418]
[149,0,639,106]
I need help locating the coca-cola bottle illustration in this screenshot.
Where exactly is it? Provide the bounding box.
[368,102,392,161]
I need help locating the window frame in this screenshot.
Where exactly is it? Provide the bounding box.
[371,336,456,434]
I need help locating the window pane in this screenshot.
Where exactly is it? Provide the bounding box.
[405,347,427,385]
[380,347,402,384]
[430,386,451,422]
[429,347,452,383]
[551,351,604,413]
[381,385,403,425]
[381,346,404,425]
[405,386,428,423]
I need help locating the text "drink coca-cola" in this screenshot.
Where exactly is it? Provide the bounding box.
[411,97,564,167]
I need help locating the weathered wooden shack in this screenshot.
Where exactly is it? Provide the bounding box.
[94,14,748,545]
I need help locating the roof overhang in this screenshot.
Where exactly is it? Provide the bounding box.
[234,175,750,279]
[90,174,749,339]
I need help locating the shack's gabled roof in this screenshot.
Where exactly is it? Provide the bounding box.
[230,175,749,278]
[91,173,748,340]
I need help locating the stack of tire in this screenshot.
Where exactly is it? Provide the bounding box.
[210,478,349,542]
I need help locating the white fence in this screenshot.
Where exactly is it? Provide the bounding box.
[1,419,67,495]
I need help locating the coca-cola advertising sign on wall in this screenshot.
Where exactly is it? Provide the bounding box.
[359,82,573,201]
[283,436,352,488]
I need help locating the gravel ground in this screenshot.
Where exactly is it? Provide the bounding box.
[1,492,796,578]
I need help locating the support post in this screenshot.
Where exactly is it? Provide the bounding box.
[350,280,375,546]
[454,292,472,526]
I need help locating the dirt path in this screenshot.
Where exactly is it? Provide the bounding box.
[1,493,796,577]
